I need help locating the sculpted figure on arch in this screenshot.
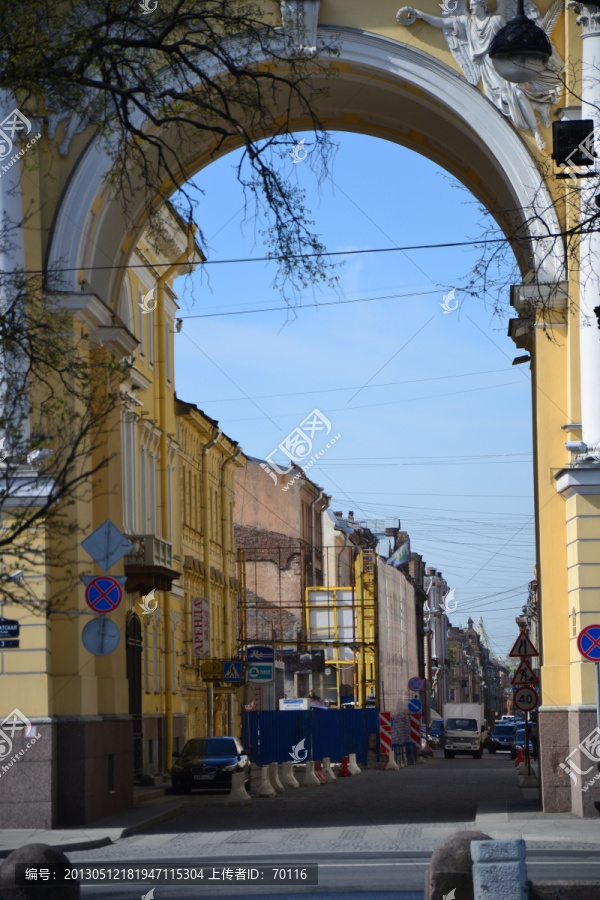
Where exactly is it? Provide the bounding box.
[397,0,563,149]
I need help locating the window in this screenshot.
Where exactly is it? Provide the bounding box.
[148,454,156,534]
[152,621,158,692]
[147,310,154,366]
[171,623,176,693]
[140,448,147,532]
[167,464,174,541]
[165,319,172,383]
[121,413,137,532]
[136,287,145,356]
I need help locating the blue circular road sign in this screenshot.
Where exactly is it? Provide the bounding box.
[408,676,423,692]
[577,624,600,661]
[408,697,422,713]
[85,576,123,614]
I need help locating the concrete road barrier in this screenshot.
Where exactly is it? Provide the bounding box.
[256,765,277,797]
[314,761,327,784]
[301,761,321,787]
[322,757,336,781]
[224,771,252,806]
[383,751,400,771]
[280,761,300,788]
[348,753,361,774]
[268,762,284,793]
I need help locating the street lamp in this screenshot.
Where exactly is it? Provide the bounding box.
[488,0,552,83]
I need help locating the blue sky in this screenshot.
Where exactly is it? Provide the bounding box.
[173,131,535,660]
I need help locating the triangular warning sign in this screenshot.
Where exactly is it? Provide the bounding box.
[509,630,538,658]
[511,658,539,685]
[223,663,240,680]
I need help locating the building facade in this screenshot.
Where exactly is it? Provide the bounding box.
[235,457,329,707]
[176,400,245,743]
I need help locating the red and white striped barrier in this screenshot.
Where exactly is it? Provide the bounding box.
[409,713,421,748]
[379,711,392,759]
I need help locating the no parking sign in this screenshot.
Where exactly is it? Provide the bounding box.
[85,576,123,614]
[577,624,600,662]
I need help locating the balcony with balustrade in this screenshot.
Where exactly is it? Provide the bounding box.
[124,534,180,594]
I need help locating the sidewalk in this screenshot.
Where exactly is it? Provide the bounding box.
[1,796,598,860]
[0,790,183,858]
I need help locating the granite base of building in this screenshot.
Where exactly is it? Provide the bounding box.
[0,715,134,829]
[539,706,600,817]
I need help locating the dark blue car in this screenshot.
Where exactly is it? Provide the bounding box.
[171,737,250,793]
[429,718,444,742]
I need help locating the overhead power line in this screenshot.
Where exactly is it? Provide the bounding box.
[15,236,512,277]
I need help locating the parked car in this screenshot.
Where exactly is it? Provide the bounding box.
[429,718,444,743]
[510,725,535,760]
[171,736,250,793]
[488,723,516,754]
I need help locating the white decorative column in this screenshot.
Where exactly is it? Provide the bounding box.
[569,3,600,453]
[280,0,320,55]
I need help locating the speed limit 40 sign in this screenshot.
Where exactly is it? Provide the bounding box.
[514,686,538,713]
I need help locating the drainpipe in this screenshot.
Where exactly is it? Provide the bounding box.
[202,426,221,737]
[310,489,325,585]
[155,224,196,767]
[220,445,243,737]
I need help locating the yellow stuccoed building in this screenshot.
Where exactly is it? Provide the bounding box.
[3,0,600,822]
[175,399,245,743]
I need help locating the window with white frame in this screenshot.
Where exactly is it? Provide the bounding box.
[153,620,158,692]
[140,447,147,532]
[165,319,172,384]
[167,464,174,542]
[148,453,156,535]
[137,286,145,357]
[121,411,138,532]
[147,310,154,366]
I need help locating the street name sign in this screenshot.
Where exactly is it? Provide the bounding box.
[509,631,539,658]
[248,663,274,683]
[577,624,600,662]
[514,686,539,712]
[511,658,539,686]
[0,618,19,647]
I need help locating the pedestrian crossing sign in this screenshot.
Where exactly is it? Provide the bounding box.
[222,661,242,682]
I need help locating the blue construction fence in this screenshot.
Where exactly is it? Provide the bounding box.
[244,707,379,766]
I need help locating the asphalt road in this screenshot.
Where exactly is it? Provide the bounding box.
[64,751,600,899]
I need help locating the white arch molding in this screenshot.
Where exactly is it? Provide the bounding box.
[47,27,566,304]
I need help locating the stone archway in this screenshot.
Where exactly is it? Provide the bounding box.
[47,27,564,305]
[22,1,600,823]
[44,23,577,816]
